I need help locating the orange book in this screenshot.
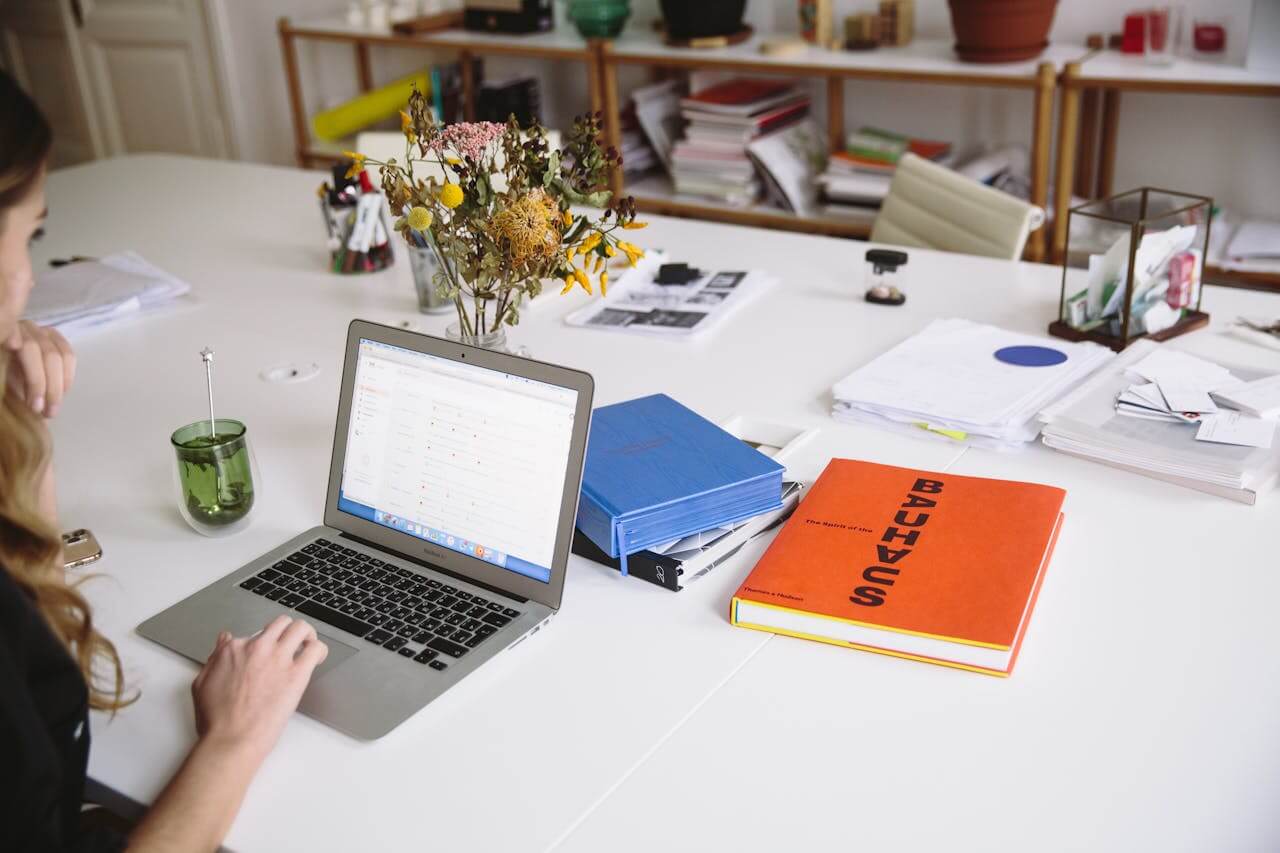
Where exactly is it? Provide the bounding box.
[730,459,1065,676]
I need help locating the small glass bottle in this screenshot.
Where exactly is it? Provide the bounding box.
[864,249,908,305]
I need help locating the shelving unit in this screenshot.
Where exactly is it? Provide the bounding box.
[277,16,600,169]
[598,31,1093,262]
[1054,48,1280,290]
[276,18,1088,260]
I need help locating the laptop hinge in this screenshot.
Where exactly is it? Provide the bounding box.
[338,532,530,604]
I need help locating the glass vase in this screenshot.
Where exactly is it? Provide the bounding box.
[171,418,260,537]
[445,321,530,358]
[408,246,454,314]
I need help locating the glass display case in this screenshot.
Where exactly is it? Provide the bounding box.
[1050,188,1212,351]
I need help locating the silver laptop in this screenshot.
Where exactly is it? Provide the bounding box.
[139,319,594,740]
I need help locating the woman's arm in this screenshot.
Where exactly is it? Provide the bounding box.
[126,616,328,852]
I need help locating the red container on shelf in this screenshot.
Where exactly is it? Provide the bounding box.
[1122,12,1145,53]
[1193,21,1226,53]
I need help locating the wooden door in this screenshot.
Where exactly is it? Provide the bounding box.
[75,0,231,158]
[0,0,101,166]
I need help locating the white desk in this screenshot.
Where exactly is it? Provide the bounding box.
[39,156,1280,852]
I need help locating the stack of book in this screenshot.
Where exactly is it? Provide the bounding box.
[572,481,802,591]
[818,126,951,223]
[671,78,810,206]
[618,101,660,180]
[572,394,787,582]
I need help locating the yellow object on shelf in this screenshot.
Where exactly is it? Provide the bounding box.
[312,70,431,143]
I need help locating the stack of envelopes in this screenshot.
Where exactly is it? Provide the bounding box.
[1040,340,1280,504]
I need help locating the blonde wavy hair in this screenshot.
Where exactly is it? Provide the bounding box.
[1,70,130,712]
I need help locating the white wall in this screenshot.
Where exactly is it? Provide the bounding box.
[214,0,1280,220]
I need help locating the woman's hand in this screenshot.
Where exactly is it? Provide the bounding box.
[130,618,329,851]
[191,615,329,765]
[5,320,75,418]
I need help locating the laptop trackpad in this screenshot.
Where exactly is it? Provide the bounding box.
[312,632,359,679]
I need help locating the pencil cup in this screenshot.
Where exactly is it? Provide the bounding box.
[171,419,259,536]
[324,193,396,275]
[409,246,454,314]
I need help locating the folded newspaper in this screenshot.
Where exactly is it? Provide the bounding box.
[25,251,191,335]
[564,251,773,339]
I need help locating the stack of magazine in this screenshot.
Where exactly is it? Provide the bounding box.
[671,78,810,206]
[817,126,952,223]
[563,251,773,340]
[1039,340,1280,504]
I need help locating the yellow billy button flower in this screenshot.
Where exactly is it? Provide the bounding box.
[439,183,464,209]
[407,206,433,232]
[623,221,649,230]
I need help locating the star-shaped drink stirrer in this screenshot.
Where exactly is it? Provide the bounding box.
[200,347,216,439]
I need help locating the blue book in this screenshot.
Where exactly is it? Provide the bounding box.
[577,394,784,576]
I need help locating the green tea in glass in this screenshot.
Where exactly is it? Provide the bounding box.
[171,418,258,536]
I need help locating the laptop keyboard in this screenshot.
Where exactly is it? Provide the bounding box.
[237,538,523,671]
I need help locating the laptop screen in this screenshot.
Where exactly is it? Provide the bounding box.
[337,338,580,584]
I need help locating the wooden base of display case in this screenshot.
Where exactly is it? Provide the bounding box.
[1048,310,1210,352]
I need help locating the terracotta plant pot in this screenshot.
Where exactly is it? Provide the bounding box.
[659,0,747,40]
[947,0,1058,63]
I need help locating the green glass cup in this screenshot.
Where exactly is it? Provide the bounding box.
[171,418,258,536]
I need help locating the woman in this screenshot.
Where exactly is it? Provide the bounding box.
[1,72,328,851]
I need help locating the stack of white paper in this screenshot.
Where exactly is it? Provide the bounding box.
[830,318,1113,450]
[25,252,191,335]
[1040,340,1280,504]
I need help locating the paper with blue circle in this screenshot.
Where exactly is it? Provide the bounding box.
[993,345,1069,367]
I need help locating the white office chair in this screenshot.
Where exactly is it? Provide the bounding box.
[870,152,1044,261]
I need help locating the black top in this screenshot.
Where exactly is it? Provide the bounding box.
[0,566,124,852]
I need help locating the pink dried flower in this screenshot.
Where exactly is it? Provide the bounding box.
[430,121,505,162]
